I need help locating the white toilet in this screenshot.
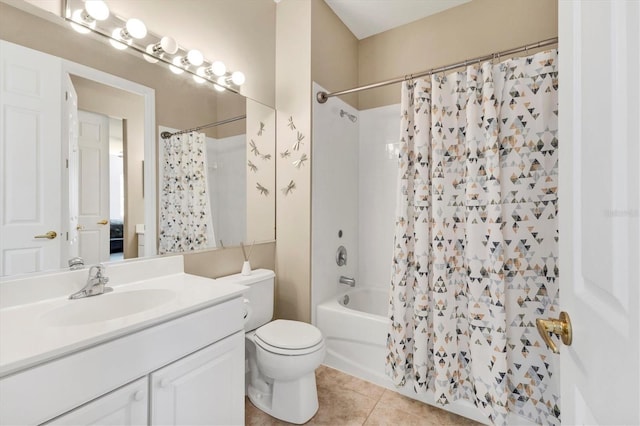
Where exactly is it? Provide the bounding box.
[216,269,326,424]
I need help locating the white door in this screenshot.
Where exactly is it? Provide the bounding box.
[45,377,148,426]
[558,1,639,425]
[150,332,244,425]
[0,40,62,276]
[62,73,79,261]
[77,110,110,264]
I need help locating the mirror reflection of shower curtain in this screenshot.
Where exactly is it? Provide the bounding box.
[159,132,215,254]
[386,50,559,425]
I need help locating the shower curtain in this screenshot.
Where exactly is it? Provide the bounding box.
[386,50,559,425]
[159,132,215,254]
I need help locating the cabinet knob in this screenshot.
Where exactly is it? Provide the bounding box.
[159,378,171,388]
[133,390,145,401]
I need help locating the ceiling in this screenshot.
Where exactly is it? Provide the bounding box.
[323,0,472,40]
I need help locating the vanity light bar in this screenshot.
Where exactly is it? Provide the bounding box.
[62,0,245,93]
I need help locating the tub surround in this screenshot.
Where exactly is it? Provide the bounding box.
[0,255,247,425]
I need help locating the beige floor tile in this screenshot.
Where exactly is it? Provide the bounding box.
[306,383,380,426]
[317,365,386,401]
[377,390,482,425]
[245,366,481,426]
[363,404,432,426]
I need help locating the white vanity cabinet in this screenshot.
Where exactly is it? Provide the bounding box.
[45,332,244,426]
[150,332,244,425]
[45,378,149,426]
[0,256,247,426]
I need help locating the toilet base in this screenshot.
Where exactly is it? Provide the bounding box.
[248,372,319,424]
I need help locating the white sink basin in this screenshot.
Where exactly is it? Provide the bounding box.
[41,289,176,326]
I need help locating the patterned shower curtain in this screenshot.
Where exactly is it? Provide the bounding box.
[159,132,215,254]
[386,50,559,425]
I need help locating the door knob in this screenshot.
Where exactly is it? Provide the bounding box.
[97,219,108,225]
[536,311,572,354]
[34,231,57,239]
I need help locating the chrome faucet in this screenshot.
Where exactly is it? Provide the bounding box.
[69,264,112,299]
[339,276,356,287]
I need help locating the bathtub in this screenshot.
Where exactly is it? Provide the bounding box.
[316,287,533,426]
[316,287,389,385]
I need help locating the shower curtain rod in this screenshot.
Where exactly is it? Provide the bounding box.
[316,37,558,104]
[161,115,247,139]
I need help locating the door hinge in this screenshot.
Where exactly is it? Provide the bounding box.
[65,91,69,101]
[66,158,69,168]
[66,232,69,241]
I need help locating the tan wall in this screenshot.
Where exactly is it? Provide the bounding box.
[311,0,359,109]
[16,0,277,107]
[72,76,145,259]
[358,0,558,109]
[183,242,276,279]
[275,0,312,322]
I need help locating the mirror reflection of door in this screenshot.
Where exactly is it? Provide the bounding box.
[77,110,110,264]
[71,75,145,262]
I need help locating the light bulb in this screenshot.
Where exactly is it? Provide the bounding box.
[160,36,178,54]
[214,83,226,92]
[85,0,109,20]
[211,61,226,77]
[125,18,147,39]
[170,57,184,74]
[109,28,128,50]
[231,71,245,86]
[144,36,178,63]
[187,49,204,66]
[70,9,92,34]
[193,75,206,84]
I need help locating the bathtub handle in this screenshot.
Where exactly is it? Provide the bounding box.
[339,276,356,287]
[336,246,347,266]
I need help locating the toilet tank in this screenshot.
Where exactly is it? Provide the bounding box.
[215,269,275,331]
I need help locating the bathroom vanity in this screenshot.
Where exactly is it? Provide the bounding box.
[0,256,246,425]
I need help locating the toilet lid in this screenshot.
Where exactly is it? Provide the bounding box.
[255,319,323,350]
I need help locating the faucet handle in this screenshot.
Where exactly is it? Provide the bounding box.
[89,263,106,277]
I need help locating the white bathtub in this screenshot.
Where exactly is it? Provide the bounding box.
[316,287,534,426]
[316,287,389,385]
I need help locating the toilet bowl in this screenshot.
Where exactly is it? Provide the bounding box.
[216,270,326,424]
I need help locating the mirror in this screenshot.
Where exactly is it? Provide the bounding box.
[0,2,275,276]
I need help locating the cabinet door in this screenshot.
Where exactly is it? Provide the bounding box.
[150,331,244,426]
[45,377,147,426]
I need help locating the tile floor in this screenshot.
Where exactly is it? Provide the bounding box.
[245,365,483,425]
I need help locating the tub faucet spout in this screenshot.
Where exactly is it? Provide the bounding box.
[339,276,356,287]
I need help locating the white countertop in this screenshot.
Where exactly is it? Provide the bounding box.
[0,258,246,378]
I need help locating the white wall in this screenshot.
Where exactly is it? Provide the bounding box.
[206,134,246,247]
[311,92,401,320]
[311,82,359,324]
[358,104,400,289]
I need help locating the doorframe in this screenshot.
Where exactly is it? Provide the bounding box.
[61,60,157,256]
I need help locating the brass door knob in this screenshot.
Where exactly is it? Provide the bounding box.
[536,311,572,354]
[34,231,57,240]
[97,219,109,225]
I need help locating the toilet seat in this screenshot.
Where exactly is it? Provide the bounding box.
[255,320,324,355]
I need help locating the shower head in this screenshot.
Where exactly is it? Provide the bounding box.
[339,109,357,123]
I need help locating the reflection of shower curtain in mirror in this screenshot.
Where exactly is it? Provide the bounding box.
[159,132,215,254]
